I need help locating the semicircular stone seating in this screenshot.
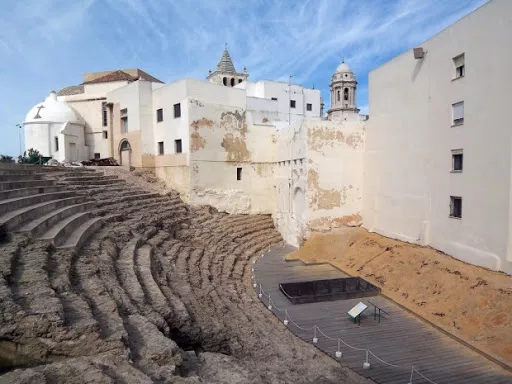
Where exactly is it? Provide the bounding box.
[0,164,104,249]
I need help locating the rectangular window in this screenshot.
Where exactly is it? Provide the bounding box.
[450,196,462,219]
[175,139,182,153]
[452,102,464,125]
[55,137,59,151]
[103,130,108,139]
[102,102,108,127]
[271,97,278,101]
[237,167,242,181]
[156,108,163,122]
[451,150,463,172]
[174,103,181,118]
[290,100,296,108]
[306,103,312,111]
[94,153,101,160]
[453,54,465,79]
[120,108,128,133]
[158,141,164,155]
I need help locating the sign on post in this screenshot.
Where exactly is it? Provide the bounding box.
[348,302,368,325]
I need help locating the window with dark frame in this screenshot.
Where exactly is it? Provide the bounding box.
[174,103,181,118]
[94,153,101,159]
[55,137,59,151]
[157,108,163,122]
[452,150,463,172]
[290,100,296,108]
[237,167,242,181]
[158,141,164,155]
[450,196,462,218]
[103,131,108,139]
[452,102,464,125]
[306,103,312,111]
[121,108,128,132]
[102,102,108,127]
[453,54,465,79]
[175,139,182,153]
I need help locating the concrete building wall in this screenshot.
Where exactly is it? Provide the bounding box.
[364,0,512,273]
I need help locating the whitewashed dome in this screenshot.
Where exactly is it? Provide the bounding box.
[24,91,79,123]
[336,61,352,73]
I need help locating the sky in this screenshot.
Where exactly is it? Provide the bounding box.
[0,0,488,157]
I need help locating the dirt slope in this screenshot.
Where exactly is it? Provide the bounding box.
[288,227,512,367]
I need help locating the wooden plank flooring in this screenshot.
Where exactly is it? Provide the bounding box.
[253,245,512,384]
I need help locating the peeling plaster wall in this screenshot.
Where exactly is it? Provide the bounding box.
[364,0,512,273]
[188,97,277,214]
[305,120,365,235]
[273,120,308,246]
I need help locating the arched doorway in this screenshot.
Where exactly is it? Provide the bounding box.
[293,187,306,245]
[119,139,132,167]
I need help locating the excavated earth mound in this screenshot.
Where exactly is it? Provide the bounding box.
[289,227,512,367]
[0,167,370,384]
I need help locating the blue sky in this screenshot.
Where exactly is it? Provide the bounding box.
[0,0,487,157]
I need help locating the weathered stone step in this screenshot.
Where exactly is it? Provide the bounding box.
[0,168,37,175]
[60,291,98,330]
[57,216,103,250]
[0,185,66,200]
[0,191,75,215]
[97,192,160,207]
[0,196,86,231]
[0,179,55,191]
[62,178,126,186]
[61,175,118,182]
[16,202,95,238]
[39,211,94,246]
[0,173,46,181]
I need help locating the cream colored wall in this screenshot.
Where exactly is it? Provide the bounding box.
[188,95,277,214]
[306,120,365,233]
[364,0,512,273]
[152,79,189,158]
[65,100,109,159]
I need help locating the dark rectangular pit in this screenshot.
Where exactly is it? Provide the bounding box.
[279,277,380,304]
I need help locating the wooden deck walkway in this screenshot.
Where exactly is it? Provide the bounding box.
[253,245,512,384]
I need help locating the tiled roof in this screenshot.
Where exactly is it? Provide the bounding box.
[82,70,135,84]
[57,85,84,96]
[217,48,236,73]
[134,69,163,83]
[82,69,164,85]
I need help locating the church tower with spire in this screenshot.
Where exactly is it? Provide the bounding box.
[207,46,248,86]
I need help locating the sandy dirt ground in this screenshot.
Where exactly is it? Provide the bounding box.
[288,227,512,367]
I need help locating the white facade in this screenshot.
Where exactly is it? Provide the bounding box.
[364,0,512,273]
[24,91,88,162]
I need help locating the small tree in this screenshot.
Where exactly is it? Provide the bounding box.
[0,155,14,163]
[19,148,42,164]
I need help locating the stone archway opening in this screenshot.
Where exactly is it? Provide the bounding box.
[119,139,132,167]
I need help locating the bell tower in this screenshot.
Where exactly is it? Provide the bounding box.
[207,45,249,87]
[327,59,359,121]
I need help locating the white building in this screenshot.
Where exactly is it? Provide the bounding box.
[23,49,365,248]
[364,0,512,274]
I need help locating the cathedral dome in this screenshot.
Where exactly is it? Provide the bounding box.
[336,61,352,73]
[24,91,79,124]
